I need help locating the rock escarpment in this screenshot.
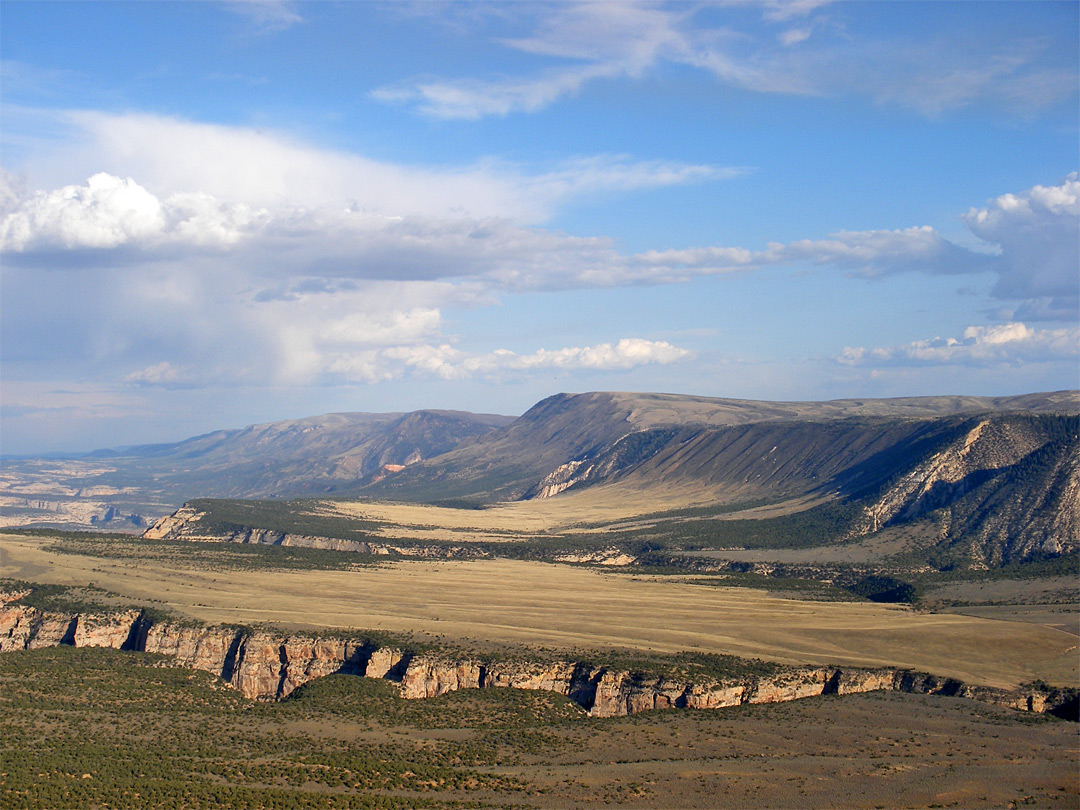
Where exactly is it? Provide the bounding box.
[2,598,1075,721]
[851,415,1079,562]
[143,504,487,559]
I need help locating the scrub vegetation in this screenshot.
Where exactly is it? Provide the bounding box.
[1,646,1076,810]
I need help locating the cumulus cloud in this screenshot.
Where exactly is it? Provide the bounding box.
[0,171,626,287]
[634,175,1080,321]
[962,172,1079,316]
[373,2,1076,119]
[837,322,1079,367]
[0,172,267,251]
[4,165,1074,327]
[123,323,693,387]
[1,173,164,250]
[2,107,1074,416]
[0,166,986,289]
[0,174,987,295]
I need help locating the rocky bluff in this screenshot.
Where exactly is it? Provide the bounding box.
[2,598,1075,720]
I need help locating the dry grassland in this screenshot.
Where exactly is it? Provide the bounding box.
[682,527,921,565]
[3,533,1076,689]
[326,481,761,539]
[922,575,1079,607]
[942,603,1080,636]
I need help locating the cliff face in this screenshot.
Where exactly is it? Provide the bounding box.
[400,656,484,699]
[852,415,1079,562]
[2,601,1075,721]
[143,505,487,559]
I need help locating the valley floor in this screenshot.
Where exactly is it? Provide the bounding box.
[2,532,1076,689]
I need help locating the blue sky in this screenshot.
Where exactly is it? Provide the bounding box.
[1,0,1077,454]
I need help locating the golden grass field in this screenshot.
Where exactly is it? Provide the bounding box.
[326,480,787,537]
[3,532,1076,689]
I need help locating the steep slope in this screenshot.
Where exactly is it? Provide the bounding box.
[315,391,1078,565]
[362,392,638,501]
[0,409,514,529]
[522,417,973,501]
[7,389,1077,563]
[362,391,1077,503]
[851,415,1079,563]
[103,409,511,499]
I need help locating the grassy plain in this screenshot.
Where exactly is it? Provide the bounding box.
[2,646,1077,810]
[3,532,1076,689]
[325,481,782,539]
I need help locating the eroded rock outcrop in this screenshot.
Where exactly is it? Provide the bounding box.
[2,602,1075,720]
[851,416,1079,563]
[554,548,638,566]
[143,507,488,559]
[72,610,143,649]
[400,656,484,699]
[364,646,407,679]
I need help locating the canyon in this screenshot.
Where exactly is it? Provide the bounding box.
[2,597,1074,721]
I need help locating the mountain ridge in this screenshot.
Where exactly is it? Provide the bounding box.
[2,390,1077,564]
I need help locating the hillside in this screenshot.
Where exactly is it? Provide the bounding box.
[0,409,513,529]
[3,390,1077,567]
[360,390,1078,503]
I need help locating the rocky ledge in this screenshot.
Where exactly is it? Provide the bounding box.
[2,599,1075,720]
[143,505,486,559]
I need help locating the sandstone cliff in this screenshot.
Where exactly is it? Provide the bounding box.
[143,504,487,559]
[2,600,1075,721]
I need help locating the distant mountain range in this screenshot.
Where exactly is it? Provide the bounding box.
[2,390,1076,565]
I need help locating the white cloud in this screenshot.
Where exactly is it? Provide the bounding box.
[4,165,1071,326]
[372,2,1076,119]
[962,173,1079,313]
[225,0,304,33]
[837,322,1079,367]
[779,28,812,47]
[125,361,184,386]
[1,109,1074,419]
[634,175,1080,320]
[374,2,696,120]
[756,1,833,23]
[372,64,622,120]
[10,110,723,225]
[319,308,443,347]
[633,225,990,279]
[1,172,164,250]
[147,327,693,387]
[376,337,692,382]
[4,151,1074,337]
[0,172,267,251]
[867,45,1078,117]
